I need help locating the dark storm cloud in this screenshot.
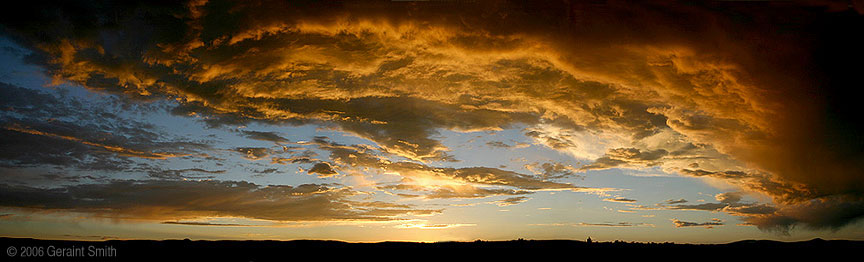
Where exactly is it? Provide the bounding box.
[2,0,864,232]
[663,192,776,215]
[651,191,860,233]
[679,169,817,202]
[723,204,778,216]
[743,196,864,233]
[0,180,439,221]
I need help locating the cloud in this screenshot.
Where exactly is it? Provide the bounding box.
[486,141,511,148]
[742,196,864,233]
[148,168,226,180]
[376,163,610,198]
[575,222,653,227]
[161,221,251,227]
[490,196,530,207]
[722,204,777,216]
[0,180,439,221]
[663,192,776,215]
[307,162,338,177]
[270,149,320,165]
[716,192,743,204]
[664,199,688,204]
[525,162,581,180]
[394,222,475,229]
[3,125,184,159]
[651,192,864,233]
[671,219,724,228]
[666,203,731,212]
[487,141,530,149]
[603,197,637,203]
[427,166,589,191]
[0,83,210,172]
[2,0,864,232]
[252,168,279,174]
[241,130,290,143]
[580,148,668,171]
[678,169,818,204]
[377,183,532,199]
[312,136,612,198]
[233,147,272,160]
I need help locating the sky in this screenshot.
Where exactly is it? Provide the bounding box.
[0,0,863,243]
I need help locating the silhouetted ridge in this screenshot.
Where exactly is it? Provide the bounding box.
[1,237,859,260]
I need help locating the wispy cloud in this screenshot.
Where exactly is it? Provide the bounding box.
[0,180,439,222]
[671,219,724,229]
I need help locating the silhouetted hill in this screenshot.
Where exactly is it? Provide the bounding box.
[2,237,860,260]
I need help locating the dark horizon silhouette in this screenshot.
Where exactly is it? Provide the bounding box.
[3,236,862,260]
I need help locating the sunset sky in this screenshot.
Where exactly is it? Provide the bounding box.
[1,0,863,243]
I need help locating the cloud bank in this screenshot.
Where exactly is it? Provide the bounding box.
[1,0,863,231]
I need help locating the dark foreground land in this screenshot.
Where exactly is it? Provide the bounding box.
[2,237,861,260]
